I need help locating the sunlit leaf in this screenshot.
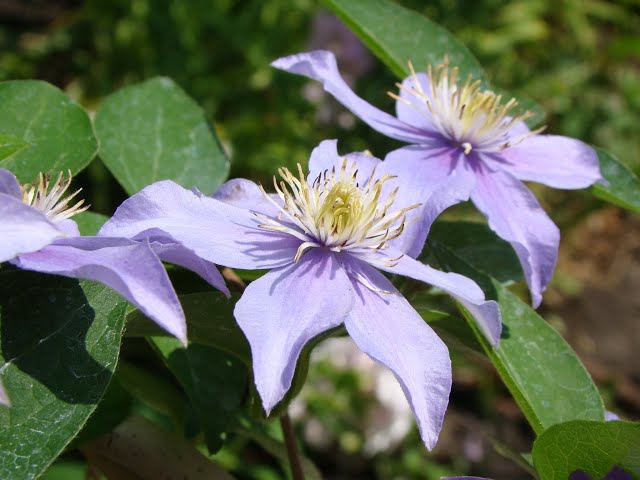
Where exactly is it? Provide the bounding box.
[0,81,97,182]
[427,222,605,433]
[532,420,640,480]
[95,77,230,195]
[591,148,640,213]
[323,0,545,126]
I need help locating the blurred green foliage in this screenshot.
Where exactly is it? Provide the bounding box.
[0,0,637,195]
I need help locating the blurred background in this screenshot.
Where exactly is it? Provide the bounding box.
[1,0,638,478]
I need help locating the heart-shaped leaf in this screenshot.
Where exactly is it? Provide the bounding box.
[95,77,230,195]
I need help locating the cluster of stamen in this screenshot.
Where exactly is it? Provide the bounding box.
[390,59,544,154]
[21,171,89,222]
[256,159,419,267]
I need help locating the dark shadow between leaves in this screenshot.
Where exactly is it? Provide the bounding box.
[0,269,114,405]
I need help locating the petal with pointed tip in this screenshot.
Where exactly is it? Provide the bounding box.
[371,249,502,346]
[234,249,354,413]
[14,236,187,344]
[272,50,428,143]
[342,259,450,450]
[471,166,559,308]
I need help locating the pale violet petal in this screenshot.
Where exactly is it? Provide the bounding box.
[381,145,474,257]
[147,237,229,296]
[307,139,382,186]
[395,72,438,133]
[0,379,9,407]
[55,218,80,237]
[470,166,559,308]
[605,411,620,421]
[370,249,502,346]
[234,249,354,413]
[212,178,281,217]
[0,169,21,198]
[492,135,602,189]
[0,194,67,263]
[14,237,187,344]
[342,259,451,450]
[99,180,301,270]
[272,50,429,143]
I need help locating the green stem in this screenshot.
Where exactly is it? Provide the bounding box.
[279,413,305,480]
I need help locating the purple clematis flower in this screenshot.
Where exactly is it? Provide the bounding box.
[0,168,228,350]
[441,477,490,480]
[99,140,501,449]
[272,50,603,307]
[570,466,633,480]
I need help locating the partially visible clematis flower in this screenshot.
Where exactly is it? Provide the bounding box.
[0,168,228,351]
[570,466,633,480]
[272,51,603,307]
[441,477,490,480]
[0,382,8,407]
[99,140,501,449]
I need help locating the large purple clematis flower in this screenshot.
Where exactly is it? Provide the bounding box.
[99,140,501,449]
[272,50,603,307]
[0,168,228,350]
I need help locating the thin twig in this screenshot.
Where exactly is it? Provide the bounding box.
[280,412,305,480]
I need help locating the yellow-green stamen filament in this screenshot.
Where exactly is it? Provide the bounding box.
[256,159,419,268]
[21,171,89,222]
[389,59,545,153]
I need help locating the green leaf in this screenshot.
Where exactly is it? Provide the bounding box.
[115,360,187,428]
[0,80,97,182]
[0,133,28,162]
[150,338,248,453]
[0,270,127,479]
[72,377,132,447]
[95,77,230,195]
[532,420,640,480]
[591,148,640,213]
[426,220,523,284]
[127,291,339,420]
[427,222,605,434]
[323,0,545,127]
[323,0,484,82]
[40,461,87,480]
[74,211,109,236]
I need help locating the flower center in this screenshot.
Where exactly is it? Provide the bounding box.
[21,171,89,222]
[256,159,419,265]
[391,59,544,154]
